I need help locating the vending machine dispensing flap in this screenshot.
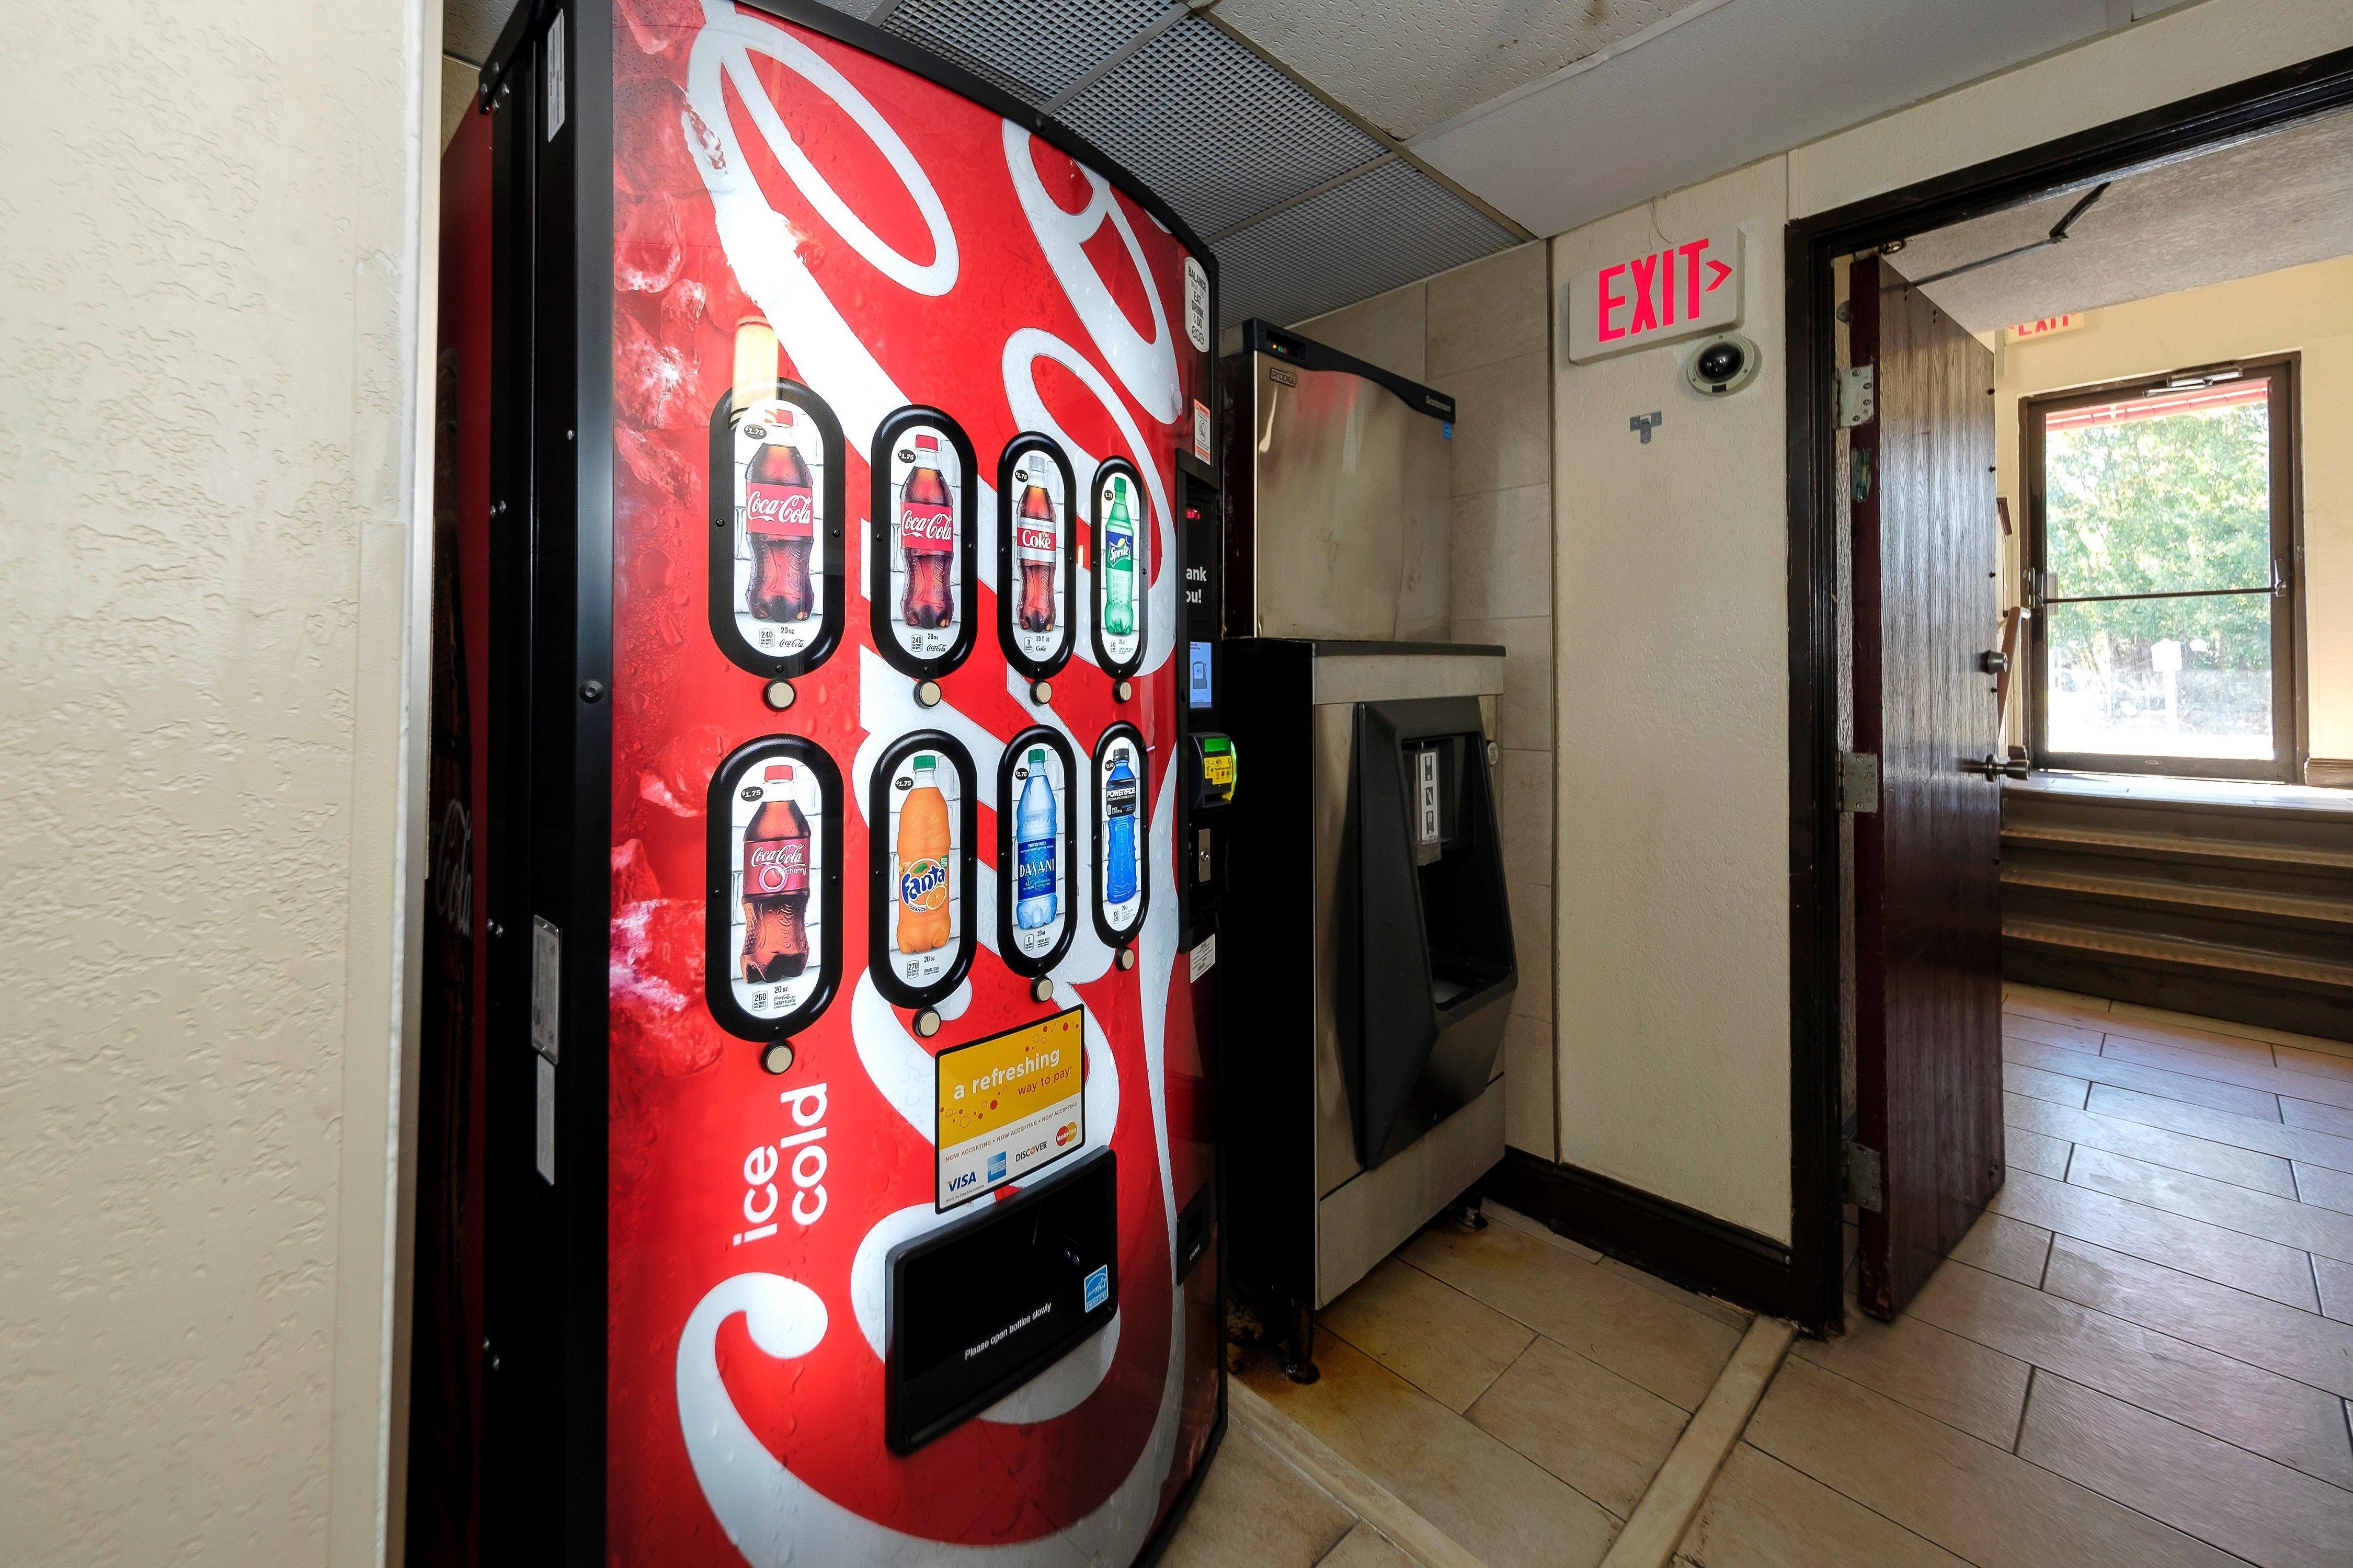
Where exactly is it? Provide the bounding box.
[1350,697,1516,1169]
[886,1145,1118,1455]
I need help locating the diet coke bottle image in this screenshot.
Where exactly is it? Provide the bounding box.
[898,433,955,629]
[744,411,814,622]
[741,763,810,982]
[1015,471,1057,633]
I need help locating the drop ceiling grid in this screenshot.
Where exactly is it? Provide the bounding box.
[882,0,1167,104]
[1057,15,1389,238]
[1215,158,1516,329]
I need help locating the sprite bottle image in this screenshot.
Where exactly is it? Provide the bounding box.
[1102,476,1138,639]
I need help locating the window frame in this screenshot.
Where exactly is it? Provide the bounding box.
[2021,352,2304,783]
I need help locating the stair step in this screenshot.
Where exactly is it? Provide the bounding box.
[1999,865,2353,928]
[2000,820,2353,873]
[2003,917,2353,992]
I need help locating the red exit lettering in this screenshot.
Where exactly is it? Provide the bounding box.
[1594,237,1734,344]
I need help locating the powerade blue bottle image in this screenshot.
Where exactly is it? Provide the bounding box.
[1015,748,1058,930]
[1104,746,1139,907]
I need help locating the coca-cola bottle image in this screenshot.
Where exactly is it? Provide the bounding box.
[744,411,814,622]
[1015,475,1057,634]
[741,763,811,983]
[899,433,955,629]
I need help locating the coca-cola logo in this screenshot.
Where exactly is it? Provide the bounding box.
[747,484,814,535]
[747,840,807,893]
[1014,523,1055,555]
[898,857,947,910]
[899,503,953,549]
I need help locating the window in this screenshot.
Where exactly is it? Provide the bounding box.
[2023,357,2301,781]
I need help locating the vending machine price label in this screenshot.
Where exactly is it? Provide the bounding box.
[934,1008,1084,1210]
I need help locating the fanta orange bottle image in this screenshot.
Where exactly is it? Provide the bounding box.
[895,754,953,955]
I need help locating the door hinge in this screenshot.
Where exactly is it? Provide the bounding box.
[1836,750,1880,814]
[1836,365,1877,429]
[1843,1141,1884,1213]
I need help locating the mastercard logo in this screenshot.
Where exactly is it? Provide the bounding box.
[1056,1122,1078,1147]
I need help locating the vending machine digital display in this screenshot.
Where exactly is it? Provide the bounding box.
[442,2,1229,1560]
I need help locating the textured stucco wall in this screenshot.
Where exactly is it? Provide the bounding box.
[0,2,435,1563]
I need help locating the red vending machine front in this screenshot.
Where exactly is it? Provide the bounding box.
[451,2,1228,1561]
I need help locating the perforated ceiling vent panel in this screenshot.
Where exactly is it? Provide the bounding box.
[1057,16,1388,238]
[1216,158,1517,329]
[883,0,1167,105]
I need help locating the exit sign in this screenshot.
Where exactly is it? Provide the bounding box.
[1568,229,1741,363]
[2007,312,2087,343]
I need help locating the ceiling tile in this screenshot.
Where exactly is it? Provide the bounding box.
[1215,157,1516,329]
[1058,15,1390,237]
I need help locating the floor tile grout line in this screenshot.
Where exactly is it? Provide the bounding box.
[2006,1177,2332,1314]
[1593,1314,1797,1568]
[1231,1381,1491,1568]
[2070,1084,2353,1165]
[2053,1153,2353,1268]
[2004,1105,2310,1204]
[1944,1250,2353,1402]
[1786,1352,2275,1565]
[1882,1256,2353,1487]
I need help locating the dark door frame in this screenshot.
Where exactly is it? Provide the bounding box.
[1781,47,2353,1331]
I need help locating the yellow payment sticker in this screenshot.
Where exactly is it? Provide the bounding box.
[935,1007,1084,1209]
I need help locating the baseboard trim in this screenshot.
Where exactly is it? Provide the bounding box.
[1482,1149,1814,1327]
[2306,757,2353,788]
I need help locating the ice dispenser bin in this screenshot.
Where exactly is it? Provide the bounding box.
[1352,697,1516,1170]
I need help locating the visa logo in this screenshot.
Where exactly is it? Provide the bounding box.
[947,1170,977,1193]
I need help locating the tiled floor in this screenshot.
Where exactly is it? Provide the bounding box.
[1159,987,2353,1567]
[1702,985,2353,1568]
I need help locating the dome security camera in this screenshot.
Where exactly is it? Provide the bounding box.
[1686,334,1761,396]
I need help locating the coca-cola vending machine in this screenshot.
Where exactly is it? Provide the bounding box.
[431,0,1237,1561]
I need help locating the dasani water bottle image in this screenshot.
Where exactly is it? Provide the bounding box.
[1015,749,1058,930]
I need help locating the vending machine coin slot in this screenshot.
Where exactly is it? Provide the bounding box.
[869,732,979,1009]
[704,737,844,1041]
[871,407,978,680]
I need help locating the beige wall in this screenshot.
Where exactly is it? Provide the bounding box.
[1551,160,1794,1240]
[1992,255,2353,762]
[1297,243,1560,1160]
[0,2,438,1563]
[1543,0,2353,1242]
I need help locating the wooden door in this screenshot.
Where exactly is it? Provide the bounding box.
[1850,254,2005,1320]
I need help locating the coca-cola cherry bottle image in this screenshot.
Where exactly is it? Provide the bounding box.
[744,412,814,622]
[899,433,955,629]
[1015,476,1057,633]
[741,763,811,982]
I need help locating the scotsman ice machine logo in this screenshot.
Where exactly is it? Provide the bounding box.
[665,3,1197,1562]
